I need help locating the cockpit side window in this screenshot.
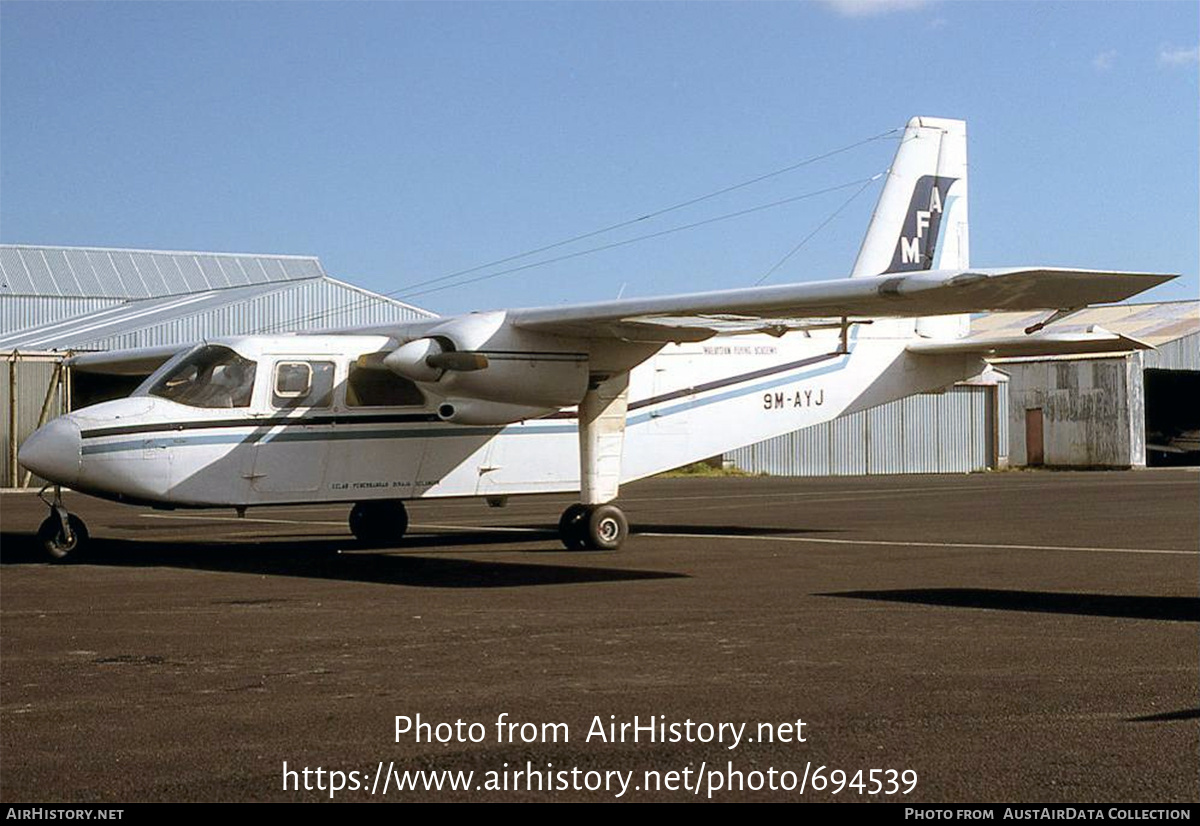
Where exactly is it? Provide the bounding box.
[272,360,334,409]
[147,345,257,408]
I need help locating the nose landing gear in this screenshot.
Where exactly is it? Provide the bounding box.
[558,503,628,551]
[36,486,90,563]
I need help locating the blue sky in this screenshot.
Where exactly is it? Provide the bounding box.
[2,1,1196,316]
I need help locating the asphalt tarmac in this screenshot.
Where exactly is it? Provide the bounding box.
[1,470,1197,803]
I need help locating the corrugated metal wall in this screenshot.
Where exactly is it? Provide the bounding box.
[1145,332,1199,371]
[2,354,67,487]
[727,385,996,476]
[1004,356,1138,468]
[997,379,1010,466]
[1001,335,1198,469]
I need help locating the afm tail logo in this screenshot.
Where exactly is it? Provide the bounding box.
[888,175,958,272]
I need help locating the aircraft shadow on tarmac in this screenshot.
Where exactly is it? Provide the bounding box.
[0,531,688,589]
[1126,708,1200,723]
[821,588,1200,623]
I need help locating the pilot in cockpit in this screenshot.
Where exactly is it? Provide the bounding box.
[209,362,251,408]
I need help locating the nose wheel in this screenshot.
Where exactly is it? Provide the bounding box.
[36,487,89,562]
[559,503,628,551]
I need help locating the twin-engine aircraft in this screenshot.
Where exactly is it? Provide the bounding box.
[19,117,1172,560]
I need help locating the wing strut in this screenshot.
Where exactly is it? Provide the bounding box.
[1024,307,1083,335]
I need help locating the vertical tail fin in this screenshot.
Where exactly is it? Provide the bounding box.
[852,116,970,277]
[852,117,971,338]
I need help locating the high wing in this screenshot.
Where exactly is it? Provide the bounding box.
[507,267,1173,343]
[335,267,1172,347]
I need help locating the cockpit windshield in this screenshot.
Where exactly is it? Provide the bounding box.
[145,344,258,408]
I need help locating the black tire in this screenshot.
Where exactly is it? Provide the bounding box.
[37,514,89,563]
[585,504,627,551]
[558,503,589,551]
[348,500,409,547]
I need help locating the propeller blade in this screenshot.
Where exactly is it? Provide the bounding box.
[426,351,489,372]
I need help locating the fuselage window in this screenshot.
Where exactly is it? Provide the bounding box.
[272,360,334,409]
[145,345,257,409]
[346,364,424,407]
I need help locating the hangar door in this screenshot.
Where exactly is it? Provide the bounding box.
[1144,369,1200,467]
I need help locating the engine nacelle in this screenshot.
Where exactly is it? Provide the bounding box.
[437,353,587,408]
[436,398,558,425]
[383,312,591,410]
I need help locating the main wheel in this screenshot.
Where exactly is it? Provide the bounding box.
[37,513,89,563]
[558,503,590,550]
[348,500,409,547]
[585,504,627,551]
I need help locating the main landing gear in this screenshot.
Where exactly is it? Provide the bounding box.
[558,503,628,551]
[36,486,90,563]
[349,500,409,547]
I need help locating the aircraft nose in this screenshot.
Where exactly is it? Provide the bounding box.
[18,417,82,486]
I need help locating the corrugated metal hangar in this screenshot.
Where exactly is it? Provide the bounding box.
[727,376,1007,476]
[727,300,1199,475]
[2,244,434,487]
[983,301,1199,470]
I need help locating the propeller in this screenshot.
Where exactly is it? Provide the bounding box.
[425,351,488,372]
[383,337,488,382]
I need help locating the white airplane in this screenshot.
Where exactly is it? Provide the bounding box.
[18,117,1172,561]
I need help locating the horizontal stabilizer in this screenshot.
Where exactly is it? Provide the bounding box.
[906,325,1154,358]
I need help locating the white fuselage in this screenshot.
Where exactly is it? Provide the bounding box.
[28,324,980,508]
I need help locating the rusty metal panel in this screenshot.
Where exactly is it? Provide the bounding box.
[1,354,66,487]
[1006,357,1136,467]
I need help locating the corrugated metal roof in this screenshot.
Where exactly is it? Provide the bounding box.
[0,277,435,352]
[1,296,125,337]
[972,300,1200,346]
[0,244,325,299]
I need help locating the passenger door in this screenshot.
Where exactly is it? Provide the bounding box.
[250,359,335,494]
